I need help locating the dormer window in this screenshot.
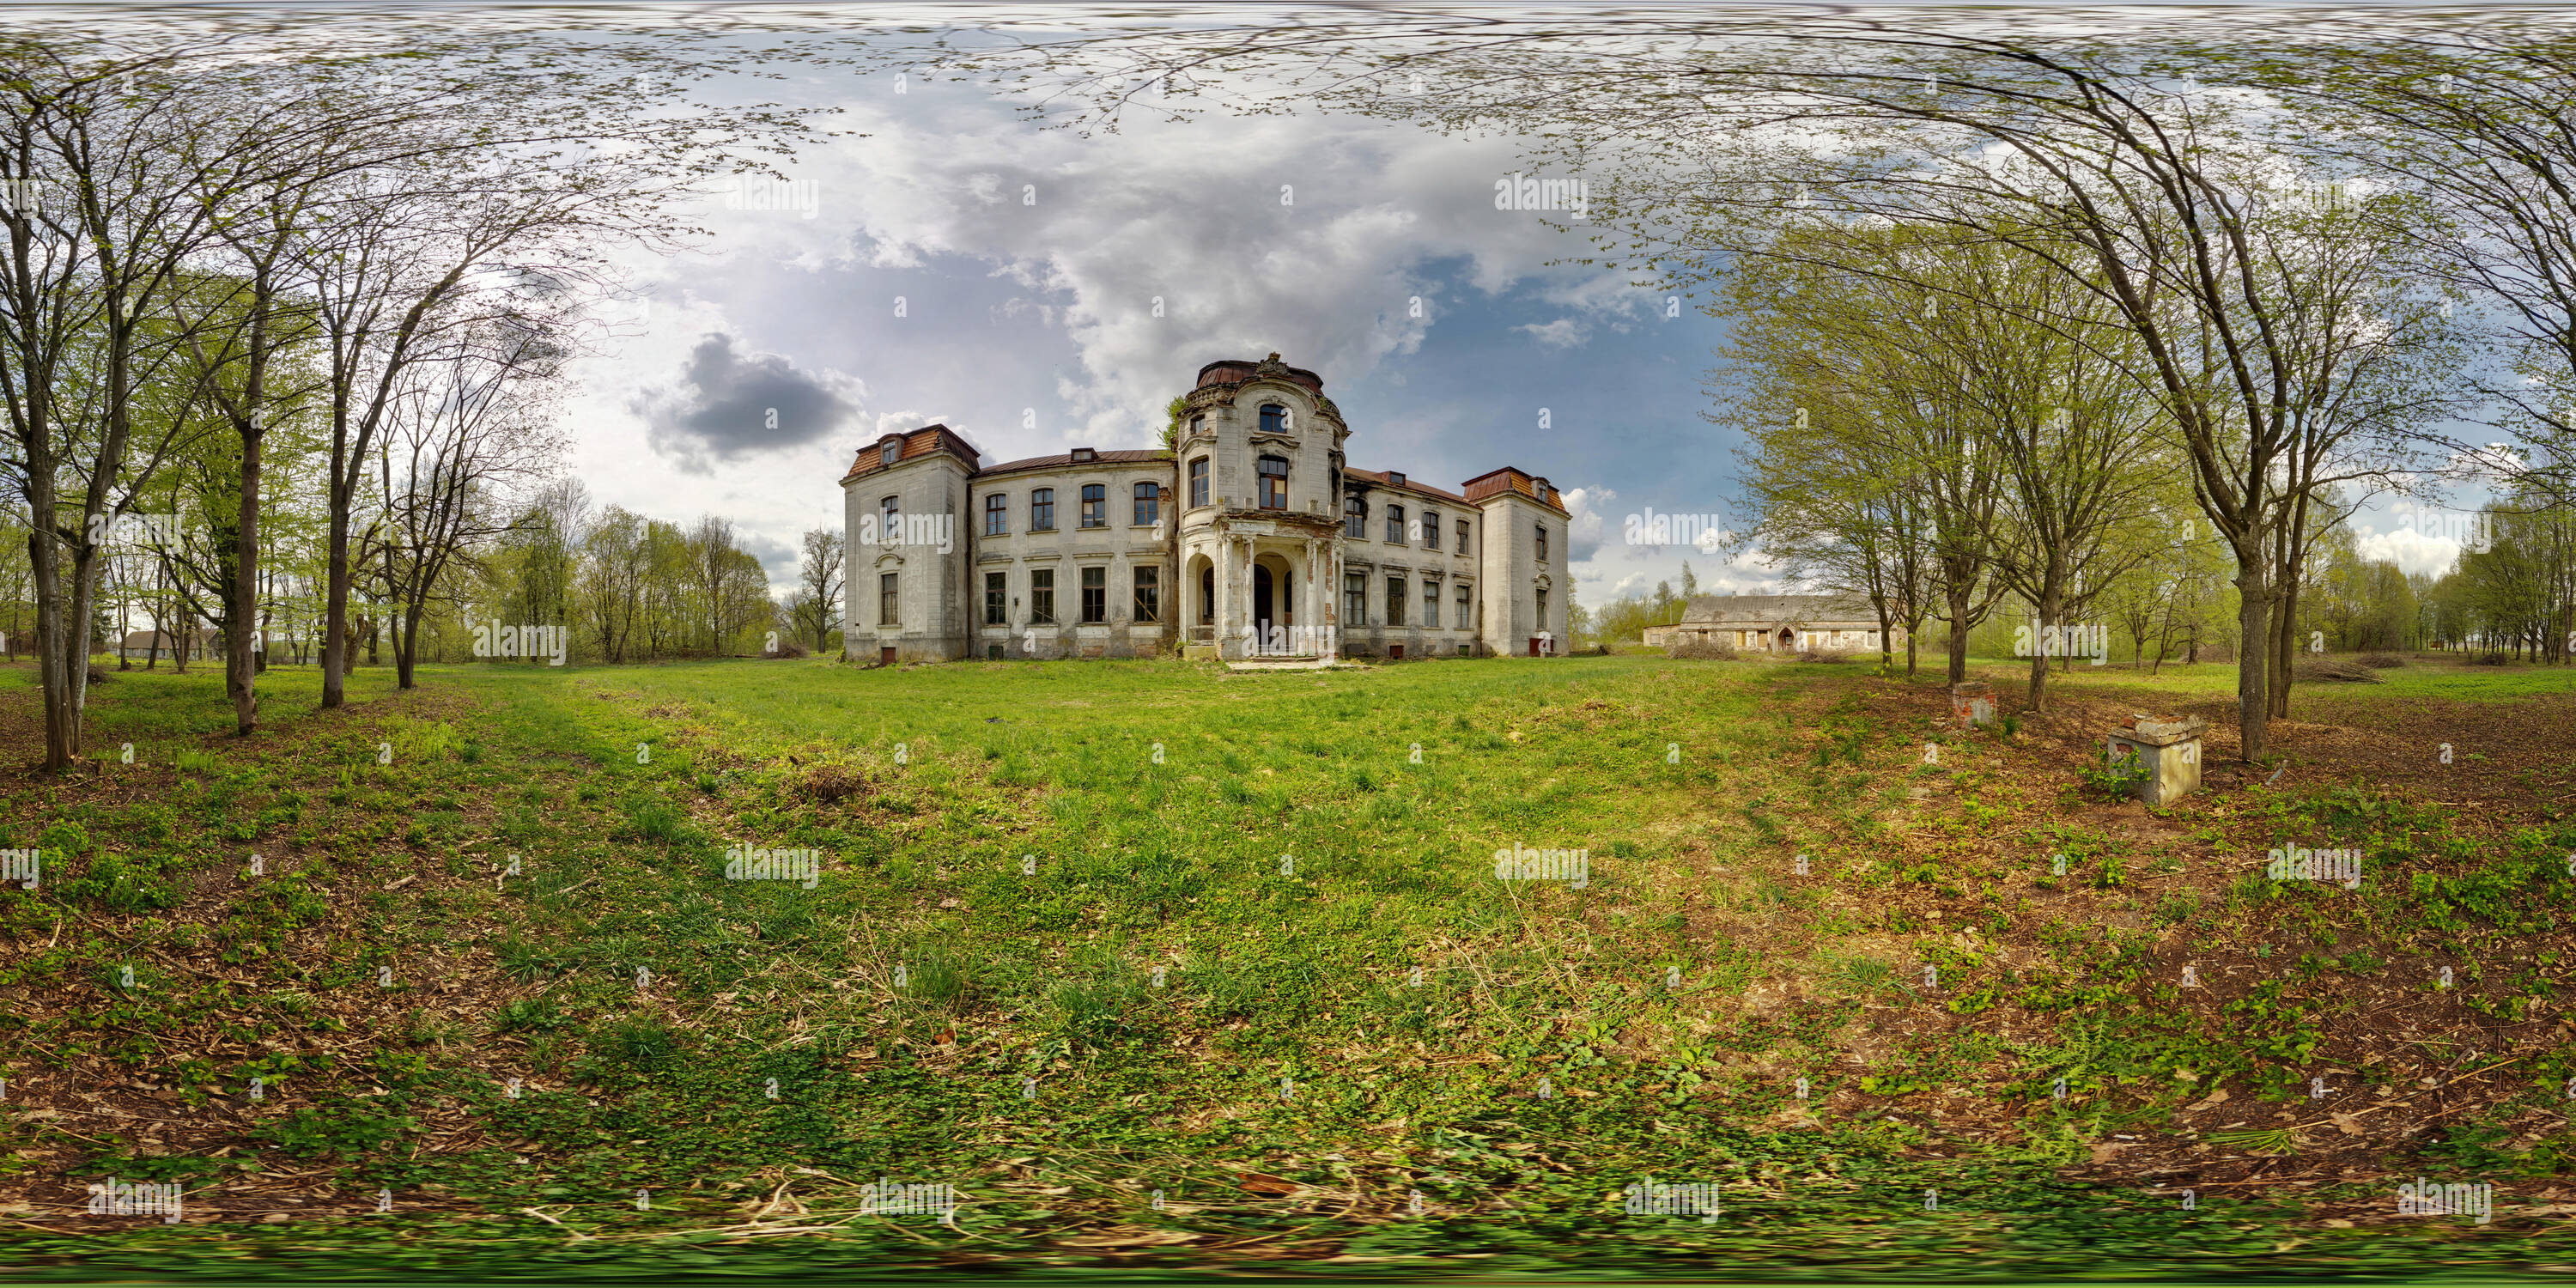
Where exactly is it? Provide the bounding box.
[1388,471,1405,487]
[1256,455,1289,509]
[1259,404,1288,434]
[1072,447,1097,464]
[880,440,900,466]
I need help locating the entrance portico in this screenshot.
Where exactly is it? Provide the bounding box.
[1182,517,1339,663]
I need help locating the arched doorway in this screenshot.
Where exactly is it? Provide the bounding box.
[1193,557,1215,625]
[1778,627,1795,650]
[1246,551,1298,652]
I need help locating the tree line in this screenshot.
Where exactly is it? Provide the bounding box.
[2,29,824,770]
[968,12,2576,757]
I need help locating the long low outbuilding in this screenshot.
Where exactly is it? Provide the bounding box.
[1644,593,1903,653]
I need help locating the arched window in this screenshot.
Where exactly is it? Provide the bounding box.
[880,440,900,466]
[1259,404,1288,434]
[1030,488,1055,532]
[1256,455,1289,509]
[880,495,900,544]
[1133,481,1159,526]
[983,493,1007,537]
[1079,483,1107,528]
[1344,495,1366,539]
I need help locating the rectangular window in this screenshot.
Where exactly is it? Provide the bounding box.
[984,493,1008,537]
[1133,481,1159,526]
[1345,497,1366,539]
[1080,566,1108,623]
[1080,483,1107,528]
[984,571,1006,625]
[1030,488,1055,532]
[1344,573,1367,626]
[1423,510,1439,550]
[1457,581,1471,623]
[1257,456,1288,509]
[1387,576,1407,627]
[1030,569,1055,624]
[1188,458,1209,508]
[1535,524,1547,563]
[880,495,900,541]
[878,573,898,627]
[1424,580,1440,628]
[1260,404,1286,434]
[1536,587,1548,631]
[1456,519,1469,555]
[1133,565,1160,622]
[1386,503,1405,544]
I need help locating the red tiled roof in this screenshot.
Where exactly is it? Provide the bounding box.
[1345,467,1470,507]
[978,448,1173,477]
[1196,356,1324,394]
[842,424,983,482]
[1461,466,1569,515]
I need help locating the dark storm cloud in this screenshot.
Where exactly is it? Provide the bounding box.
[629,331,858,473]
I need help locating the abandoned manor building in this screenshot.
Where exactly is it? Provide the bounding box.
[841,354,1572,663]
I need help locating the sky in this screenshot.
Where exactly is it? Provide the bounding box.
[567,62,1762,611]
[558,38,2492,612]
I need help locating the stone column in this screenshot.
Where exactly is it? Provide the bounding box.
[1301,538,1316,653]
[1324,541,1342,662]
[1214,532,1233,659]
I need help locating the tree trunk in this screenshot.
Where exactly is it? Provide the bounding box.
[2027,582,2061,714]
[2269,574,2300,720]
[1946,579,1971,684]
[2233,562,2272,762]
[229,428,264,736]
[397,601,423,690]
[322,470,354,708]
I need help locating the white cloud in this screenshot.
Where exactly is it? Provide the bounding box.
[1516,318,1587,348]
[1559,484,1613,562]
[2354,526,2461,578]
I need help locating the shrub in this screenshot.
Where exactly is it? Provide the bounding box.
[795,762,871,804]
[2077,750,2155,801]
[2357,652,2408,668]
[492,993,570,1032]
[1668,635,1736,659]
[594,1016,682,1071]
[902,945,976,1011]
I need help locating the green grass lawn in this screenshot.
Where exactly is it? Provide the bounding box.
[4,653,2575,1279]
